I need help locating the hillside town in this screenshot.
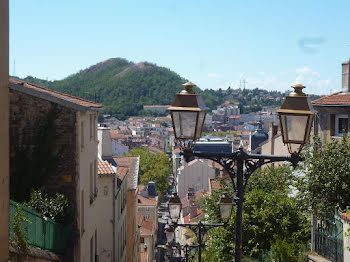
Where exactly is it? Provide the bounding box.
[2,2,350,262]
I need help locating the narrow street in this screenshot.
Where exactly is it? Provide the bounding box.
[156,194,170,262]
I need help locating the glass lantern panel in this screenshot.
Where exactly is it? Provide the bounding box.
[166,230,174,243]
[172,111,198,139]
[280,114,309,143]
[168,204,181,220]
[195,111,206,140]
[219,204,233,220]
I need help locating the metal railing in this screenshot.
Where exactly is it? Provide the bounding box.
[9,200,71,254]
[314,211,343,262]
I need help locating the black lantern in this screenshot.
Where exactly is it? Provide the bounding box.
[277,84,314,154]
[217,192,234,220]
[168,82,208,149]
[168,193,182,222]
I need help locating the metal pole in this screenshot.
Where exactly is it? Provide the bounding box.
[235,152,244,262]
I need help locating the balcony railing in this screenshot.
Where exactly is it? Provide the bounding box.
[9,200,72,254]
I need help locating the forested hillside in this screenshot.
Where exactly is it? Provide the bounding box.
[22,58,187,119]
[19,58,320,119]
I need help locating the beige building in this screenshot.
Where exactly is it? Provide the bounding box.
[260,123,289,159]
[9,79,102,261]
[97,159,129,262]
[139,218,157,262]
[137,185,158,262]
[113,156,140,262]
[312,60,350,143]
[177,159,223,199]
[98,126,141,262]
[0,1,9,260]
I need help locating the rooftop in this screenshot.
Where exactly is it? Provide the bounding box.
[98,159,115,175]
[10,78,103,111]
[140,219,156,236]
[113,156,139,190]
[312,92,350,106]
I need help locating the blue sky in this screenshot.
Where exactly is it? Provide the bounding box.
[10,1,350,95]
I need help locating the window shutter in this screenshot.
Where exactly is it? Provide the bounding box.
[330,114,335,136]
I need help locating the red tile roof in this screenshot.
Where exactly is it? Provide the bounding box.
[137,194,158,206]
[209,178,221,193]
[341,212,350,223]
[98,159,115,175]
[110,130,127,140]
[113,156,139,190]
[117,166,129,180]
[312,92,350,105]
[10,78,103,109]
[140,219,155,236]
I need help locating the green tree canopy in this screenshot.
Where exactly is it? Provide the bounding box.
[200,166,310,262]
[297,135,350,214]
[126,147,171,195]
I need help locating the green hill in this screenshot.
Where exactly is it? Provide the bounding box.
[19,58,320,119]
[22,58,187,119]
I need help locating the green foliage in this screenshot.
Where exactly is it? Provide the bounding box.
[23,59,186,120]
[297,135,350,213]
[126,147,171,195]
[24,190,70,224]
[13,204,30,254]
[200,166,310,262]
[10,105,61,202]
[19,58,321,119]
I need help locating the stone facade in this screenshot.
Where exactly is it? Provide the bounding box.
[0,1,9,260]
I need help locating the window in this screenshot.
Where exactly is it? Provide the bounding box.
[90,115,93,140]
[81,190,84,234]
[90,163,93,204]
[95,230,97,260]
[140,237,144,243]
[81,122,85,150]
[335,114,349,136]
[94,160,97,197]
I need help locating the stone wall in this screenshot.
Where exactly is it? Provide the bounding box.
[9,90,78,259]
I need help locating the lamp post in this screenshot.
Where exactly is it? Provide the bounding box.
[166,192,234,262]
[169,82,314,262]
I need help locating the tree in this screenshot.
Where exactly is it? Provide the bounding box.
[297,135,350,214]
[126,147,171,195]
[200,166,310,261]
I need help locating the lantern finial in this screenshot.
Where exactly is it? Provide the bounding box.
[181,82,196,94]
[290,84,306,97]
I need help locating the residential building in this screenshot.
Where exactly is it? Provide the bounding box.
[98,126,138,262]
[137,183,158,262]
[9,79,102,261]
[312,60,350,142]
[113,156,140,262]
[249,122,269,154]
[0,1,9,259]
[143,105,171,113]
[260,123,289,159]
[139,217,157,262]
[177,159,224,199]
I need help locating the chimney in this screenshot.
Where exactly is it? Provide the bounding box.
[147,181,157,197]
[98,126,112,157]
[342,60,350,93]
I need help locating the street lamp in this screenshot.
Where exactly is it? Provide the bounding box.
[278,84,314,154]
[168,193,182,222]
[168,82,208,150]
[166,192,234,262]
[218,192,234,221]
[169,82,314,262]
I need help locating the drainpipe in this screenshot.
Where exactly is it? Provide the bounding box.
[112,173,116,262]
